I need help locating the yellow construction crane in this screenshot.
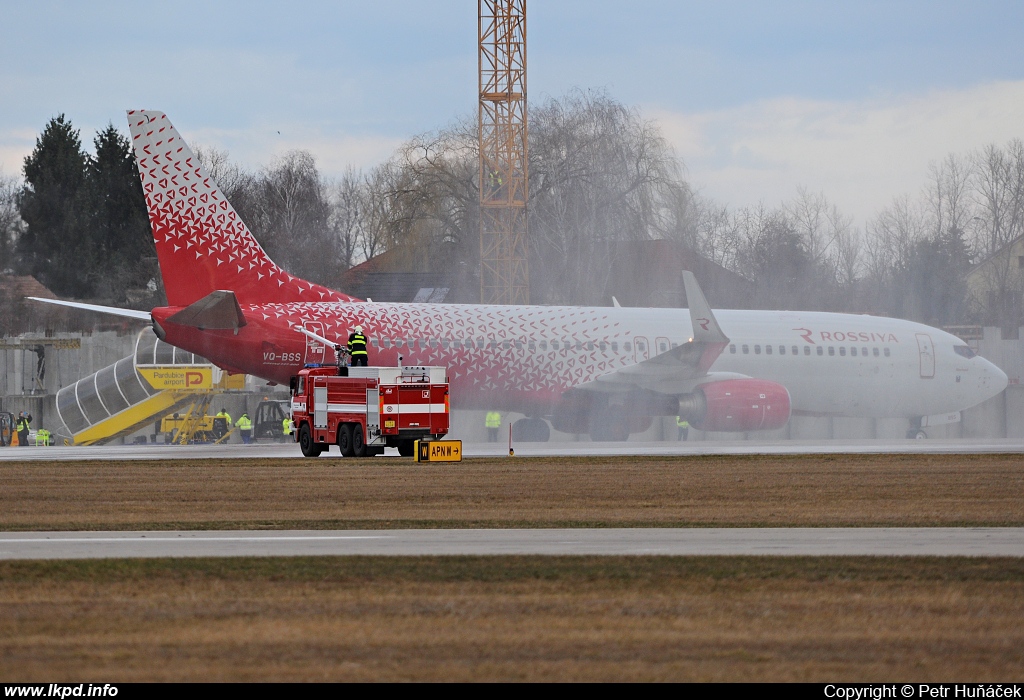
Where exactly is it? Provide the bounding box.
[479,0,529,304]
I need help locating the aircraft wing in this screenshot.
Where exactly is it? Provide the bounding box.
[577,271,733,395]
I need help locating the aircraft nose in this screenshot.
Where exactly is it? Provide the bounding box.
[979,357,1009,397]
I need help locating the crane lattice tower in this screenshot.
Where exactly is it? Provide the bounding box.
[479,0,529,304]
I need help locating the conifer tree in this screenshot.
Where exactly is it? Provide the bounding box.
[18,114,91,297]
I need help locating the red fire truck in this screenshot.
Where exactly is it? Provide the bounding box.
[289,365,450,458]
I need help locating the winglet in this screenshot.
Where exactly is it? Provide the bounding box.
[683,271,728,345]
[611,296,621,308]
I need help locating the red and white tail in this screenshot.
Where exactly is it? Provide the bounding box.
[127,110,358,307]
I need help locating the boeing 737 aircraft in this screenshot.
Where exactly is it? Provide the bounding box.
[32,111,1008,444]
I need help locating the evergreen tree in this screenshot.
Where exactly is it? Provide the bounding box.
[17,114,91,296]
[86,124,156,302]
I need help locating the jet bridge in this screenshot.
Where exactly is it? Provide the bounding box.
[55,329,244,445]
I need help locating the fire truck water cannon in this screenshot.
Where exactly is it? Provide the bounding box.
[294,326,349,370]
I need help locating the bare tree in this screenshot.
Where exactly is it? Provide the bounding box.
[528,90,692,304]
[967,140,1024,325]
[692,195,740,272]
[328,167,363,270]
[256,150,337,285]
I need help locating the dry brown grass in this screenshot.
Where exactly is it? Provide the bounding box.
[3,454,1022,681]
[0,453,1021,529]
[1,557,1021,682]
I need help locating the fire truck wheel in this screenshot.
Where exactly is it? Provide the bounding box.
[352,424,367,457]
[298,425,322,457]
[397,440,415,457]
[337,423,355,457]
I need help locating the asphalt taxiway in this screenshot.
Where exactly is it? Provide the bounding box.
[1,528,1022,559]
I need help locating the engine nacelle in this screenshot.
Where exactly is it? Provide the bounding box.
[681,379,791,432]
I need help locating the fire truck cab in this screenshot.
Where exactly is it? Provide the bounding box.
[289,365,449,458]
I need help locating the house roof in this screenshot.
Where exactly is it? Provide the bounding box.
[0,274,58,301]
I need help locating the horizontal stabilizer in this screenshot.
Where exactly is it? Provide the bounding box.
[166,290,246,330]
[26,297,152,321]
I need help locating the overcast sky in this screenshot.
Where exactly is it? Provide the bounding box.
[2,0,1023,228]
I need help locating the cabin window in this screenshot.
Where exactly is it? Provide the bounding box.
[779,345,785,355]
[637,341,646,352]
[441,339,450,349]
[586,341,594,351]
[754,345,761,355]
[515,340,524,350]
[873,347,879,357]
[828,347,835,356]
[816,346,823,356]
[599,341,607,352]
[658,341,667,353]
[729,344,736,354]
[528,341,536,352]
[396,339,405,348]
[624,342,632,351]
[382,338,391,349]
[452,340,461,349]
[478,339,486,349]
[804,346,810,356]
[370,339,379,347]
[884,347,891,357]
[488,340,497,349]
[862,347,868,356]
[765,345,772,355]
[429,339,438,348]
[849,347,856,357]
[671,342,679,349]
[551,341,559,350]
[742,345,749,354]
[502,340,510,350]
[611,342,618,352]
[539,341,548,351]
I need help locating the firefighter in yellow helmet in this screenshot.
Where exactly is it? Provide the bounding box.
[348,325,369,367]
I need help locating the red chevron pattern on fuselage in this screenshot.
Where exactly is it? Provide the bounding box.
[154,300,639,414]
[127,110,357,308]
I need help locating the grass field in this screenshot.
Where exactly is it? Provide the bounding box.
[1,453,1022,681]
[1,453,1022,530]
[2,556,1022,682]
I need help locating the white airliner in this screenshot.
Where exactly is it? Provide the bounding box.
[31,111,1008,445]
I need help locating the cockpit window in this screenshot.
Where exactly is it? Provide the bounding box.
[954,345,977,359]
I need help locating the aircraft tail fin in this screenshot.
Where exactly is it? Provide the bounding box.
[126,110,359,308]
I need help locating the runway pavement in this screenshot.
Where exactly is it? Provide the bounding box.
[1,528,1022,559]
[2,438,1024,461]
